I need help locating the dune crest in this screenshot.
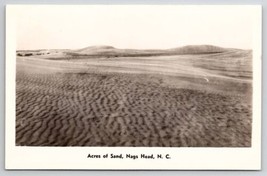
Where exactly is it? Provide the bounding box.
[168,45,227,54]
[76,45,115,52]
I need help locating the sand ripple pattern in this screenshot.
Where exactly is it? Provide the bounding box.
[16,72,251,147]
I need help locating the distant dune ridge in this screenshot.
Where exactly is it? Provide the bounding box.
[17,44,232,58]
[168,45,227,54]
[69,44,228,56]
[76,45,116,52]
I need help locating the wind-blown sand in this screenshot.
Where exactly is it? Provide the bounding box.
[16,46,252,147]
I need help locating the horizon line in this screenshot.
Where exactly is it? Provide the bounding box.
[16,44,252,51]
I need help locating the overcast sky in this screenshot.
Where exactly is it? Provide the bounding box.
[15,5,257,50]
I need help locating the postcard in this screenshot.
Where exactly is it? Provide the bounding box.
[5,5,262,170]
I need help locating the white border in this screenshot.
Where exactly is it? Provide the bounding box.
[5,5,262,170]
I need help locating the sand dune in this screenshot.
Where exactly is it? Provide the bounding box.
[16,46,252,147]
[58,44,228,57]
[168,45,227,54]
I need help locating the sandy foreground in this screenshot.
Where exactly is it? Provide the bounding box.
[16,50,252,147]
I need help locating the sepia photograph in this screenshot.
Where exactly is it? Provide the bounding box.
[16,46,252,147]
[5,5,262,170]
